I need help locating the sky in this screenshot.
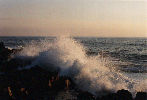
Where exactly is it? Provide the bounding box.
[0,0,146,37]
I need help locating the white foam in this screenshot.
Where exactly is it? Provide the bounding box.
[16,36,147,96]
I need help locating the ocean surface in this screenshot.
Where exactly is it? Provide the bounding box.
[0,36,147,94]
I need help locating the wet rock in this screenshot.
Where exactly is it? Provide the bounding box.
[0,42,146,100]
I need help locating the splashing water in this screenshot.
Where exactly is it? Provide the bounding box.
[17,36,147,96]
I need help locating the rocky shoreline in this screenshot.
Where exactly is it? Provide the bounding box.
[0,42,146,100]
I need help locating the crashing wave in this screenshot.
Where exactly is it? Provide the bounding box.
[16,36,147,96]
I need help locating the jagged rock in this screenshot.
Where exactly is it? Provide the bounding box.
[0,42,147,100]
[0,42,12,63]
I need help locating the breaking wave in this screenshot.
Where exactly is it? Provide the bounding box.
[16,36,147,96]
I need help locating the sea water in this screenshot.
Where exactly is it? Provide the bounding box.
[0,36,146,95]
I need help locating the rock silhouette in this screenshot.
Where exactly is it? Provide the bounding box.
[0,42,146,100]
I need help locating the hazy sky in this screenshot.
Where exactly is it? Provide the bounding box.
[0,0,146,37]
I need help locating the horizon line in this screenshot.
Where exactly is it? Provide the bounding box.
[0,35,146,38]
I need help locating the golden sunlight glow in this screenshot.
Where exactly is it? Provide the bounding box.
[0,0,146,37]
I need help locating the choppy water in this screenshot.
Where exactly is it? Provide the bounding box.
[0,36,147,95]
[0,37,146,72]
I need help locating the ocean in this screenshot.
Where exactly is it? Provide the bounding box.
[0,36,147,94]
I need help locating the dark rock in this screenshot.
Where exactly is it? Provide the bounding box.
[99,89,133,100]
[135,92,147,100]
[0,42,146,100]
[0,42,5,49]
[77,91,96,100]
[0,42,12,63]
[100,93,118,100]
[116,89,133,100]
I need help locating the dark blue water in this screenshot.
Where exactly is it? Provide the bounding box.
[0,37,147,74]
